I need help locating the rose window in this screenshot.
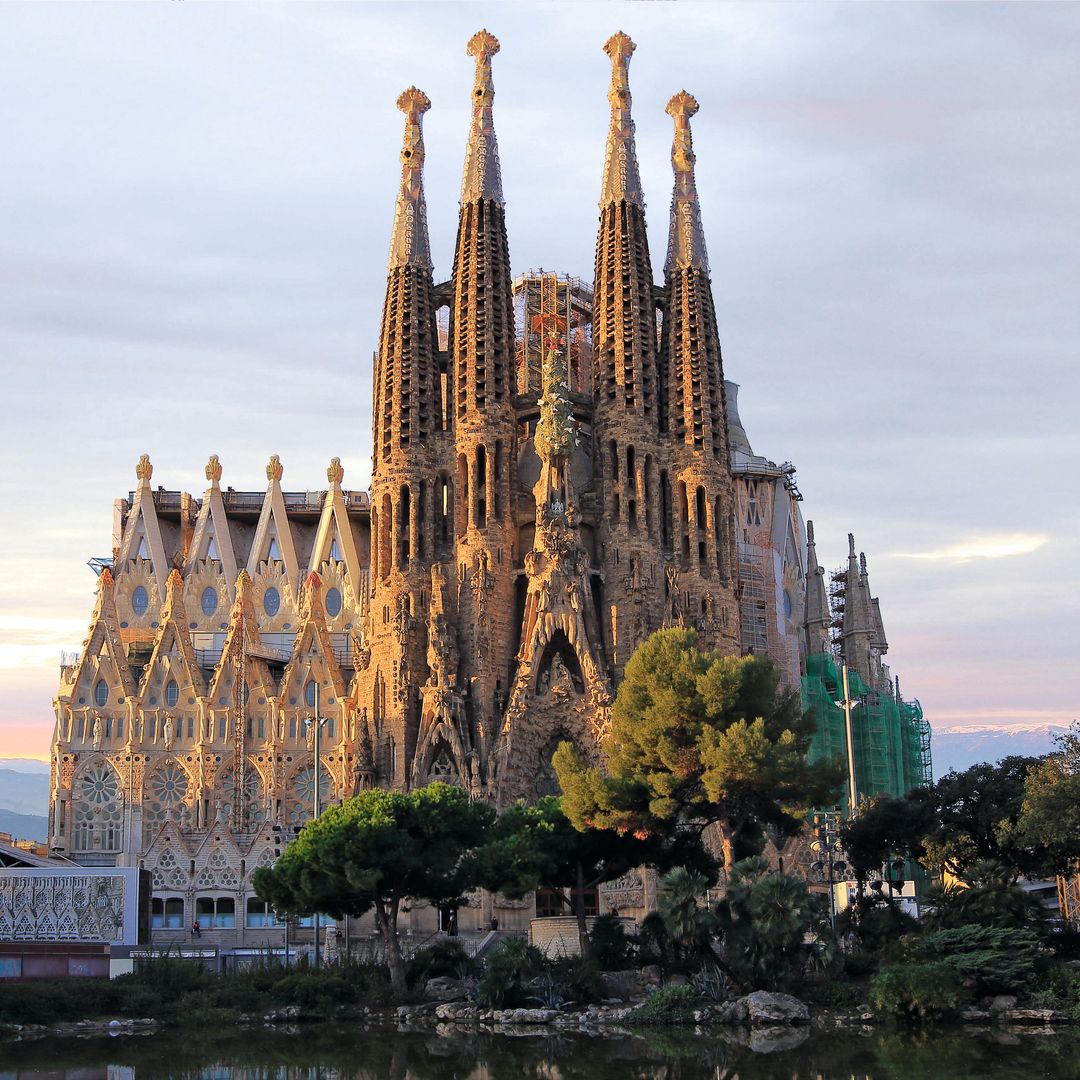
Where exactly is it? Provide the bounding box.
[80,764,119,806]
[287,764,332,825]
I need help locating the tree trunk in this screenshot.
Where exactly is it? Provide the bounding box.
[719,829,735,878]
[574,860,591,959]
[375,896,407,996]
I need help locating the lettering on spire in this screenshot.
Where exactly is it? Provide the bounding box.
[387,87,433,272]
[665,91,710,275]
[599,32,644,207]
[461,30,504,205]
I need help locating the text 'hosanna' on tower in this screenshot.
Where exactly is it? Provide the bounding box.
[48,30,929,958]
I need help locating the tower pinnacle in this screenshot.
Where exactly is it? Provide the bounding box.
[665,90,709,274]
[461,30,503,205]
[599,31,644,207]
[387,87,433,271]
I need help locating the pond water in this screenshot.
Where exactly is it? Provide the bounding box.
[3,1022,1080,1079]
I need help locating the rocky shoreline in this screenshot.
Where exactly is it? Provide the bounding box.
[3,989,1074,1045]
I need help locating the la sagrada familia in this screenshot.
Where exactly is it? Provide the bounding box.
[48,32,923,949]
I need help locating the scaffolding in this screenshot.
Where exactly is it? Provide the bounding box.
[802,651,932,812]
[512,271,593,400]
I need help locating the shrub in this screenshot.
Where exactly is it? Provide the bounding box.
[624,984,699,1025]
[910,924,1042,995]
[272,971,357,1010]
[549,955,603,1005]
[633,913,671,970]
[870,961,960,1022]
[590,914,636,971]
[406,938,476,988]
[1028,964,1080,1018]
[714,856,819,991]
[477,938,545,1008]
[805,979,864,1009]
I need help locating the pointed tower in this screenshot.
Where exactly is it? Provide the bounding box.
[365,87,443,789]
[658,90,739,654]
[840,534,876,685]
[591,32,666,676]
[448,30,518,789]
[804,520,832,657]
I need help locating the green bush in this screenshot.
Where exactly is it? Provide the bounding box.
[549,955,604,1005]
[910,924,1042,995]
[632,913,671,970]
[406,939,477,988]
[714,857,820,991]
[870,961,960,1022]
[1027,964,1080,1017]
[272,971,356,1010]
[477,938,545,1008]
[624,984,699,1025]
[590,914,636,970]
[805,979,864,1009]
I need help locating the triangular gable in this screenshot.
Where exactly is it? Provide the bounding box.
[279,574,348,705]
[141,571,208,700]
[308,458,363,588]
[141,813,194,862]
[186,457,239,586]
[246,455,301,597]
[71,570,137,705]
[207,571,276,701]
[117,454,170,593]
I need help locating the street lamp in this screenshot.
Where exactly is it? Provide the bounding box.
[303,681,328,969]
[810,810,848,929]
[837,664,860,818]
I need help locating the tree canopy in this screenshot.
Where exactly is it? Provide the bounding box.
[253,782,495,993]
[1017,727,1080,877]
[555,628,842,872]
[480,795,714,956]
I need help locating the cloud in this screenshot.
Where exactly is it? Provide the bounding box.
[893,533,1049,562]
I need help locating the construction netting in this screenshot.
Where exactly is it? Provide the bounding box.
[802,652,932,811]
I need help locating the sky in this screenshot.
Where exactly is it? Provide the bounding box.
[0,1,1077,761]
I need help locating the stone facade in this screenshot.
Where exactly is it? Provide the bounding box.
[47,30,928,951]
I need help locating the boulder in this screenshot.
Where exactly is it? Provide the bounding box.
[999,1008,1055,1024]
[600,970,646,999]
[666,974,691,988]
[713,998,750,1024]
[640,964,663,986]
[424,976,475,1002]
[988,995,1018,1016]
[742,991,810,1025]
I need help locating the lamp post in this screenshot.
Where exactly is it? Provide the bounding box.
[304,682,328,969]
[810,810,847,929]
[838,664,860,818]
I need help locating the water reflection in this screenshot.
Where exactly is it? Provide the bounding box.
[2,1023,1079,1080]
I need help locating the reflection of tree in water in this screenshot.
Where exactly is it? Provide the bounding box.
[8,1022,1080,1079]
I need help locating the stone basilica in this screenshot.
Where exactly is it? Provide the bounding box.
[48,31,894,950]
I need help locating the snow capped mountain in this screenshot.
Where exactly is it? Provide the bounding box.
[932,724,1072,777]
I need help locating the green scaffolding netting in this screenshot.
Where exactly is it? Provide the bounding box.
[802,653,932,812]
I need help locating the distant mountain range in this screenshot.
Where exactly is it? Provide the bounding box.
[0,761,51,844]
[932,724,1071,777]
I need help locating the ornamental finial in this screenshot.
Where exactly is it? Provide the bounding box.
[136,453,153,482]
[327,456,344,485]
[266,454,283,483]
[205,453,222,484]
[599,32,644,207]
[461,30,504,204]
[664,90,709,275]
[388,87,433,271]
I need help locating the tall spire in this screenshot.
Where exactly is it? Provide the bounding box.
[599,31,644,207]
[461,30,503,205]
[665,90,709,274]
[804,520,831,655]
[387,87,432,271]
[660,88,726,459]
